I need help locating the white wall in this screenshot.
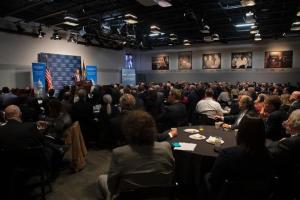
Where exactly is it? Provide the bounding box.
[135,39,300,84]
[0,31,124,88]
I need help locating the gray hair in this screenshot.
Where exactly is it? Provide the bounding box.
[288,109,300,130]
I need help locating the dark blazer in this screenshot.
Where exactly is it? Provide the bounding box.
[268,134,300,170]
[288,100,300,115]
[208,146,272,192]
[265,109,288,141]
[0,119,43,151]
[224,109,257,129]
[157,102,188,132]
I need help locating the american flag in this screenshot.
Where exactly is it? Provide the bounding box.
[45,56,53,91]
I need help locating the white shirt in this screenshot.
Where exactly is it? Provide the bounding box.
[196,97,224,119]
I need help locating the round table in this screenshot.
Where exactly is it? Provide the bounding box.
[170,125,237,157]
[168,125,237,199]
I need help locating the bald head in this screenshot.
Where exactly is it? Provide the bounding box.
[290,91,300,102]
[4,105,21,121]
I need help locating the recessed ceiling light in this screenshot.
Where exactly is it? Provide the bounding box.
[250,29,259,34]
[291,26,300,31]
[153,0,172,7]
[63,21,79,26]
[254,37,261,41]
[292,21,300,26]
[183,42,191,46]
[240,0,255,7]
[235,23,255,27]
[124,14,138,24]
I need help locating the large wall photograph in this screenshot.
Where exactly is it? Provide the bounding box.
[202,53,221,69]
[152,56,169,70]
[178,52,192,70]
[231,52,252,69]
[264,51,293,68]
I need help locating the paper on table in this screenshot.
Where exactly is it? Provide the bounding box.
[174,142,197,151]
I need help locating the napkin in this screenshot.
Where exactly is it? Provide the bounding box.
[174,142,197,151]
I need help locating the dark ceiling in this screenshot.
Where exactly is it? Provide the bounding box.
[1,0,300,50]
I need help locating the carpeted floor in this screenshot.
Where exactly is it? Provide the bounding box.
[47,149,112,200]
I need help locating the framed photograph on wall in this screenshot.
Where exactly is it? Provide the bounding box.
[178,51,192,70]
[152,56,169,70]
[202,53,221,69]
[231,52,252,69]
[264,51,293,68]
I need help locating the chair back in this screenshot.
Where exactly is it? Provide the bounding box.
[218,177,274,200]
[116,186,175,200]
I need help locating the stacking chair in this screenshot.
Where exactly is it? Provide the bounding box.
[217,177,275,200]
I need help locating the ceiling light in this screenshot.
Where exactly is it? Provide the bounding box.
[168,43,173,46]
[183,42,191,46]
[235,23,255,27]
[291,26,300,31]
[297,11,300,16]
[150,25,160,33]
[63,21,79,26]
[240,0,255,7]
[250,29,259,34]
[292,21,300,26]
[200,25,210,33]
[124,13,138,24]
[254,33,261,41]
[254,37,262,41]
[37,25,45,38]
[153,0,172,7]
[149,33,160,37]
[79,26,86,36]
[246,11,254,17]
[212,33,220,41]
[51,30,61,40]
[251,25,257,29]
[63,15,79,26]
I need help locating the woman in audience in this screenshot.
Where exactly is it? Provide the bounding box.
[206,115,272,197]
[254,93,267,113]
[97,110,175,200]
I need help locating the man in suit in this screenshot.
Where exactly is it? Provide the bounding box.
[157,88,188,132]
[288,91,300,114]
[268,109,300,200]
[0,105,45,199]
[0,105,42,150]
[215,95,257,129]
[97,111,175,200]
[262,95,288,141]
[71,89,94,146]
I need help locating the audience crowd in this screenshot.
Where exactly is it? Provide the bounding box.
[0,80,300,200]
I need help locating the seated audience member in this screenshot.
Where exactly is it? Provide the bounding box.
[71,88,94,144]
[280,93,291,113]
[288,91,300,114]
[0,105,43,150]
[97,110,175,200]
[216,95,257,130]
[217,86,231,107]
[206,116,271,197]
[0,87,18,109]
[268,109,300,200]
[0,105,46,199]
[45,99,72,141]
[261,95,288,141]
[157,88,188,132]
[254,93,267,113]
[196,88,224,120]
